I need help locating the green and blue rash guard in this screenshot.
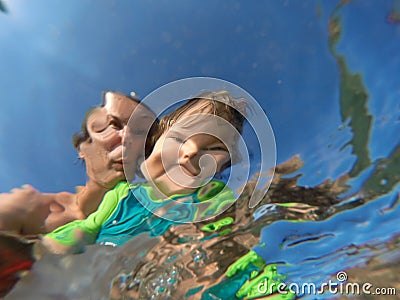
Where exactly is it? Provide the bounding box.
[46,180,235,248]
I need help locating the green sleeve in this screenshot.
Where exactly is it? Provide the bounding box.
[195,180,236,220]
[45,181,130,246]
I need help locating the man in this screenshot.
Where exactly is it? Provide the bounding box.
[0,91,157,235]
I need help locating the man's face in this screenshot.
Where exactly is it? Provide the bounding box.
[79,92,155,189]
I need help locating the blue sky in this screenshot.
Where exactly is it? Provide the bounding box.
[0,0,398,193]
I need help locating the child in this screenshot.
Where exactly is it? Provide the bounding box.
[42,90,247,254]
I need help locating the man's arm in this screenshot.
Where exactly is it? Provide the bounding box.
[0,185,51,235]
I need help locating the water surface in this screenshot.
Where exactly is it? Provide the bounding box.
[0,1,399,299]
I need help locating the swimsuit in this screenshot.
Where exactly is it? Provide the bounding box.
[46,180,234,247]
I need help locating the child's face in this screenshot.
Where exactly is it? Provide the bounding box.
[141,113,235,197]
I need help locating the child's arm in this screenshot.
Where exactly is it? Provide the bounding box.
[42,182,129,254]
[42,226,95,254]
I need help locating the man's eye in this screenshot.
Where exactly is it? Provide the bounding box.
[91,119,109,133]
[109,119,123,130]
[92,124,108,133]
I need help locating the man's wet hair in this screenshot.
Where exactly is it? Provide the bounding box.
[72,106,100,151]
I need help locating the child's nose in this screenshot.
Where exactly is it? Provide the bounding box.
[182,141,199,159]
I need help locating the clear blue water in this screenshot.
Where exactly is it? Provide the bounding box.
[1,0,399,299]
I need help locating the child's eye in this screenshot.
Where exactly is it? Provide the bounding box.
[173,136,185,143]
[205,146,227,152]
[168,135,185,144]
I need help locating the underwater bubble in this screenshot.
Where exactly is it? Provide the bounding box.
[138,264,181,300]
[191,248,207,266]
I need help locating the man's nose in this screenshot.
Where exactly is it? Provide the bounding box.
[119,126,128,144]
[106,126,127,151]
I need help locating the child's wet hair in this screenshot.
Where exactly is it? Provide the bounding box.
[153,90,247,141]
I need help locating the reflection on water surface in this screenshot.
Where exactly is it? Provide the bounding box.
[6,151,400,299]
